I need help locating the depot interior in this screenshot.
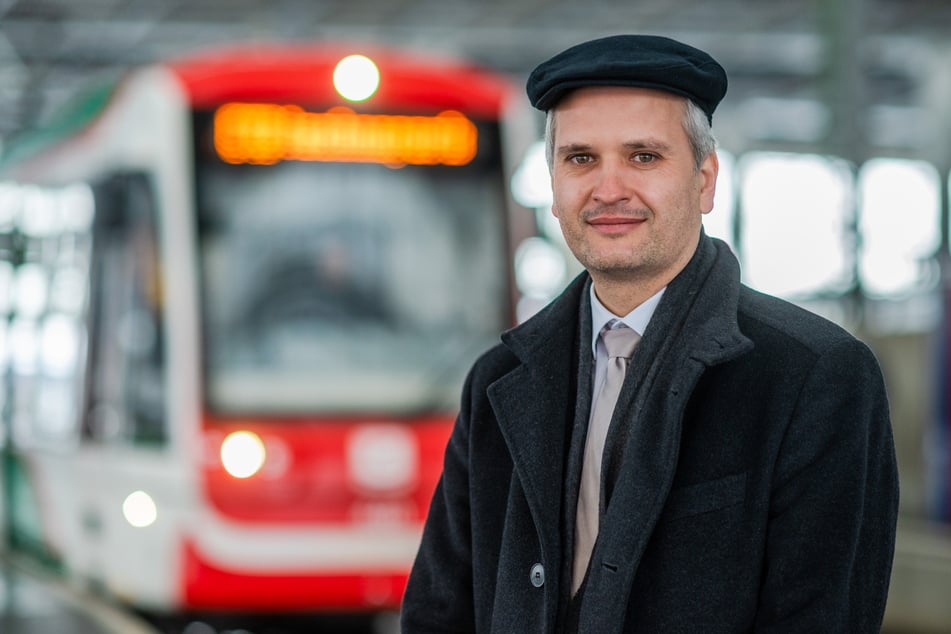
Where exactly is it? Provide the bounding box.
[1,0,951,632]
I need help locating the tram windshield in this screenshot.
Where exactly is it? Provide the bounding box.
[192,111,510,416]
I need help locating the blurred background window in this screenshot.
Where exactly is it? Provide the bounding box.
[738,152,854,299]
[858,158,940,299]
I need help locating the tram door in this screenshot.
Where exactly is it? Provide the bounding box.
[84,173,168,448]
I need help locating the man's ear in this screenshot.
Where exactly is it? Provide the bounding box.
[699,150,719,215]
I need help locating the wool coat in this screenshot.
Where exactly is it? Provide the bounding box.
[401,235,899,633]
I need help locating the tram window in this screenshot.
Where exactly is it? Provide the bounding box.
[84,173,167,446]
[193,111,509,415]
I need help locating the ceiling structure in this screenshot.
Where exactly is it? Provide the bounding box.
[2,0,951,165]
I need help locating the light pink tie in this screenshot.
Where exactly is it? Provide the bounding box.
[573,324,641,594]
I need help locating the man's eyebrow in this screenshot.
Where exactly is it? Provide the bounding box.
[555,142,593,156]
[622,139,673,152]
[555,139,675,156]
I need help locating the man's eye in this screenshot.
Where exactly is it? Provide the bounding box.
[633,153,656,163]
[569,154,592,165]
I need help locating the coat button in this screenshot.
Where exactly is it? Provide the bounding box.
[530,563,545,587]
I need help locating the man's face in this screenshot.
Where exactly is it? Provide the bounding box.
[550,86,718,290]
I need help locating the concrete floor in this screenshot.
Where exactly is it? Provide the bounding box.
[883,518,951,633]
[0,554,156,634]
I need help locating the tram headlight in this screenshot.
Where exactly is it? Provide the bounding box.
[220,430,266,478]
[122,490,158,528]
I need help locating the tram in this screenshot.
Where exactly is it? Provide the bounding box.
[0,41,533,619]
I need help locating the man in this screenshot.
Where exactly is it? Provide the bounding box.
[401,34,899,633]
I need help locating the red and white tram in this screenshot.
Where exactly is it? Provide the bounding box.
[0,41,532,620]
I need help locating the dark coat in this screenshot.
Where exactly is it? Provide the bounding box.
[401,235,899,633]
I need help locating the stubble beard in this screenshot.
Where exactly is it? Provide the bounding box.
[560,207,659,284]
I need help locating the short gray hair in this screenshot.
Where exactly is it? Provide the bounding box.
[544,97,717,172]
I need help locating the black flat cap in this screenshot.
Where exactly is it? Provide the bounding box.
[526,34,727,122]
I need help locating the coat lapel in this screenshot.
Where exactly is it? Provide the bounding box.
[488,275,589,584]
[579,237,754,633]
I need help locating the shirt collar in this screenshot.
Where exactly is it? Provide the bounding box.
[589,283,666,357]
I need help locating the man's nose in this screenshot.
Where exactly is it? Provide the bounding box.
[591,162,631,204]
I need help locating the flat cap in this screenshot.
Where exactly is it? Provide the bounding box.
[526,34,727,122]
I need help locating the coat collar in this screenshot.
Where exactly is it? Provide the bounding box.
[581,235,754,632]
[500,234,751,381]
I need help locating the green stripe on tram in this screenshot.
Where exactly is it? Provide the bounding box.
[0,80,117,170]
[2,452,63,571]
